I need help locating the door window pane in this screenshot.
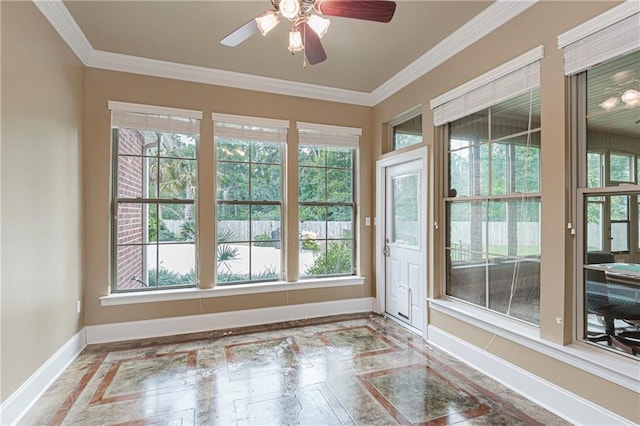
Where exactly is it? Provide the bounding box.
[392,173,419,247]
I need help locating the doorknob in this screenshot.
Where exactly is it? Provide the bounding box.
[383,245,390,257]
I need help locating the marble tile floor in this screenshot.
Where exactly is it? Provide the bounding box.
[19,313,569,425]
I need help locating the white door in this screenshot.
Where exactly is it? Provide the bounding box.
[384,159,425,331]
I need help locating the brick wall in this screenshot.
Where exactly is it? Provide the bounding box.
[116,128,146,290]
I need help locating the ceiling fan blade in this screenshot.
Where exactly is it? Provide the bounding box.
[300,22,327,65]
[220,16,261,47]
[314,0,396,23]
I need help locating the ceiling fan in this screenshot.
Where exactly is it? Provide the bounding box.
[220,0,397,66]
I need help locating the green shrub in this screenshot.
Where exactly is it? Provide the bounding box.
[147,267,195,287]
[305,239,352,276]
[300,231,320,252]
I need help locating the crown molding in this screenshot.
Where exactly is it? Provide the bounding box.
[558,0,640,48]
[32,0,93,65]
[33,0,535,107]
[369,0,538,105]
[88,50,373,106]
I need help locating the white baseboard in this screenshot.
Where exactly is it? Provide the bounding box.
[427,325,634,426]
[0,328,87,426]
[86,297,375,344]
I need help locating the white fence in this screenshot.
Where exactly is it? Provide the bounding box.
[450,221,540,247]
[164,220,351,240]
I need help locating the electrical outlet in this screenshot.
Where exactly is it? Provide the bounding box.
[76,300,81,314]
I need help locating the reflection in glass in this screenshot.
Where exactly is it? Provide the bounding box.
[587,152,603,188]
[393,114,422,151]
[491,88,541,139]
[447,195,540,324]
[609,153,633,182]
[392,173,419,247]
[583,191,640,357]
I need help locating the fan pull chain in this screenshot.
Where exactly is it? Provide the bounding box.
[302,25,307,69]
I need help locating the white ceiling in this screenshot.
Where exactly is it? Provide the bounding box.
[62,0,493,93]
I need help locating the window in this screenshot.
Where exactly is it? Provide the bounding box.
[392,113,422,150]
[445,91,541,324]
[297,122,360,278]
[576,52,640,357]
[110,102,201,292]
[561,0,639,357]
[214,114,289,285]
[432,47,543,324]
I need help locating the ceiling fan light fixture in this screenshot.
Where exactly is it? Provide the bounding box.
[255,11,280,36]
[279,0,301,20]
[599,97,620,111]
[288,29,304,52]
[621,89,640,107]
[307,15,330,38]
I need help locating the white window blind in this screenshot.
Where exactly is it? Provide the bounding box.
[297,122,361,148]
[558,1,639,76]
[212,113,289,142]
[109,101,201,134]
[430,46,543,126]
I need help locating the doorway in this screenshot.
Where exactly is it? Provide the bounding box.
[376,148,427,334]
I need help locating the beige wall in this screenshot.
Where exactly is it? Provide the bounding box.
[372,0,638,422]
[0,2,84,402]
[2,0,636,421]
[83,68,374,325]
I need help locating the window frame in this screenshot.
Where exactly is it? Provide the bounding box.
[109,103,202,293]
[389,106,423,152]
[298,144,357,278]
[430,47,544,326]
[443,101,542,323]
[213,114,289,286]
[296,122,361,280]
[606,150,636,186]
[574,52,640,359]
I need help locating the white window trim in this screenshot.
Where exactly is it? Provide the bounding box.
[557,1,639,65]
[430,45,543,126]
[297,122,362,136]
[558,1,639,76]
[388,105,423,152]
[388,105,422,128]
[212,113,289,129]
[108,101,202,120]
[100,276,365,306]
[428,298,640,393]
[297,122,361,148]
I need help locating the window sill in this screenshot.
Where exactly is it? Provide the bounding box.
[428,298,640,392]
[100,276,365,307]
